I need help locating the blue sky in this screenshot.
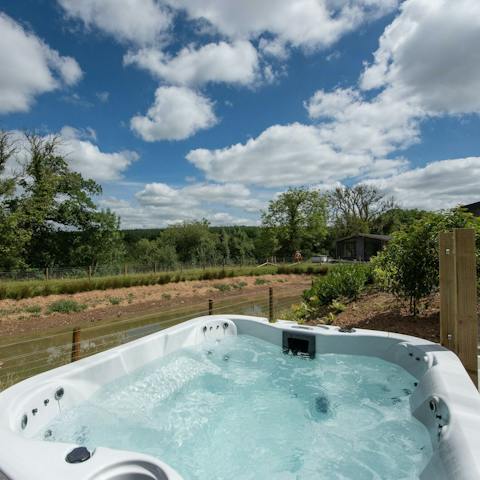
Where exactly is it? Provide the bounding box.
[1,0,479,228]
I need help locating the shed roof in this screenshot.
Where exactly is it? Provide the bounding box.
[336,233,392,243]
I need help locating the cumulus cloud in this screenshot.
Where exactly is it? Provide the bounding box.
[58,127,139,181]
[0,13,82,114]
[136,182,263,212]
[366,157,480,210]
[4,127,138,182]
[57,0,171,46]
[98,181,261,228]
[164,0,399,51]
[187,86,418,187]
[185,0,480,196]
[360,0,480,114]
[130,86,217,141]
[124,40,259,87]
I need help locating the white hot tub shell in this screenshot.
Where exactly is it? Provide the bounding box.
[0,315,479,480]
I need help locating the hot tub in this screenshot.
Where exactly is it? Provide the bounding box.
[0,315,479,479]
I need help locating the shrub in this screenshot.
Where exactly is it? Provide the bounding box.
[108,296,121,305]
[24,304,41,314]
[48,299,86,314]
[373,209,480,315]
[213,283,231,292]
[305,264,371,306]
[294,264,372,321]
[254,278,269,285]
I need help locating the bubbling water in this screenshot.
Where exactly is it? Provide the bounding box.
[39,335,432,479]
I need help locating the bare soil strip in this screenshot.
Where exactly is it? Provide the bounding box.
[0,275,311,338]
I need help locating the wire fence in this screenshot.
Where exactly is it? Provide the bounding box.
[0,285,306,390]
[0,259,307,282]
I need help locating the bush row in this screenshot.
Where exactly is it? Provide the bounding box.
[0,264,328,300]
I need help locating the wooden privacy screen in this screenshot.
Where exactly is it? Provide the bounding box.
[439,228,478,386]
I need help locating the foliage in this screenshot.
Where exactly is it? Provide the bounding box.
[290,264,372,322]
[213,283,232,292]
[47,299,86,314]
[328,184,395,238]
[373,209,480,315]
[0,131,124,270]
[0,264,328,300]
[262,187,328,258]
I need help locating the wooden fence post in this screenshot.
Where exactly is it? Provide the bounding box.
[208,299,213,315]
[454,229,478,386]
[88,265,92,281]
[124,264,128,276]
[71,327,81,363]
[269,287,274,323]
[439,232,456,350]
[44,267,49,281]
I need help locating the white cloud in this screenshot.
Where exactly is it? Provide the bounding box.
[96,91,110,103]
[124,40,259,87]
[99,181,261,228]
[366,157,480,210]
[164,0,399,51]
[186,0,480,190]
[136,181,263,212]
[4,127,138,182]
[186,87,419,187]
[57,0,171,46]
[360,0,480,115]
[58,126,139,181]
[187,123,372,187]
[0,13,82,114]
[130,86,217,141]
[258,37,289,60]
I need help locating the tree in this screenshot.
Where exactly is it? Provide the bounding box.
[0,132,124,269]
[160,220,217,264]
[73,210,126,268]
[0,132,30,270]
[229,227,254,264]
[373,209,480,315]
[262,187,328,258]
[328,184,395,238]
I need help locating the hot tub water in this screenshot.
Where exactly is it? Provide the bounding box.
[39,335,432,479]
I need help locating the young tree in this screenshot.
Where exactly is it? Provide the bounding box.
[262,187,328,258]
[373,209,480,315]
[328,184,395,238]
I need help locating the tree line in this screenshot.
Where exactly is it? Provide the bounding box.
[0,131,429,271]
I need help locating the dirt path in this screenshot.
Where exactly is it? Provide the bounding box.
[0,275,311,338]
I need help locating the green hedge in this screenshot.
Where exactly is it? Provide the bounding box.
[0,264,328,300]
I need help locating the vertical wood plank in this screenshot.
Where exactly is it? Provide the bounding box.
[71,327,81,363]
[269,287,274,323]
[454,229,478,386]
[439,232,456,349]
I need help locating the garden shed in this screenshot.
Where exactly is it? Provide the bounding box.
[335,233,391,261]
[463,201,480,217]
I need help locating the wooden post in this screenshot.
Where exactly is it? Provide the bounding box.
[269,287,274,323]
[154,262,157,274]
[439,232,456,350]
[124,264,128,276]
[44,267,49,281]
[88,265,92,281]
[71,327,81,363]
[208,299,213,315]
[454,229,478,386]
